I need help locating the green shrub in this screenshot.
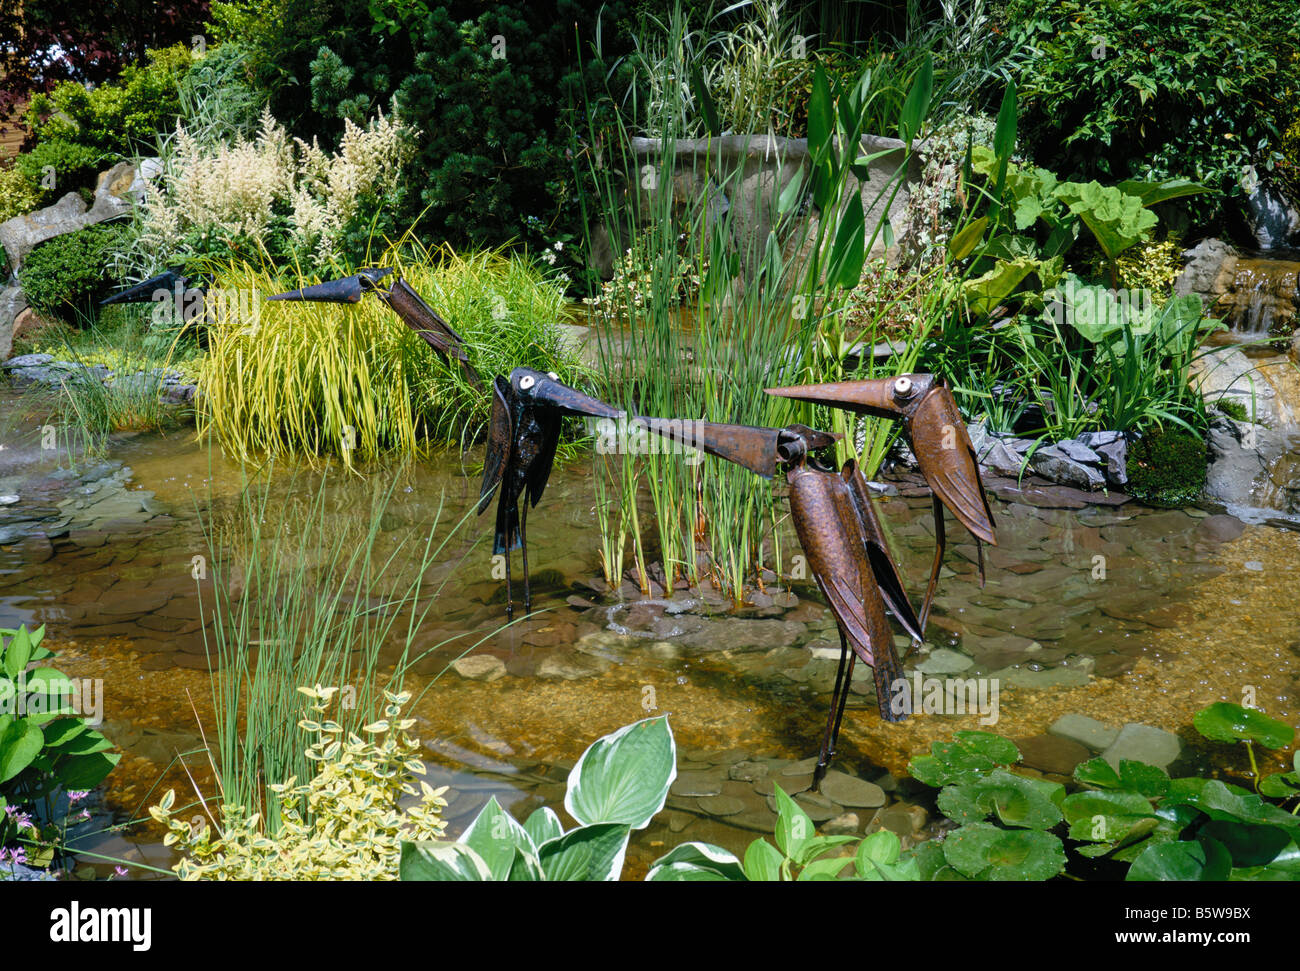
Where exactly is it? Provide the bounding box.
[17,224,124,317]
[14,139,104,200]
[151,687,449,880]
[0,166,41,222]
[1125,425,1208,506]
[24,44,193,157]
[996,0,1299,233]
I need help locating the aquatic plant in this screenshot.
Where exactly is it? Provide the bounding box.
[197,241,584,462]
[151,687,448,880]
[646,785,919,881]
[401,717,675,881]
[197,466,482,830]
[0,625,119,872]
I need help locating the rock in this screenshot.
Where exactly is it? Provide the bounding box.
[697,793,746,816]
[1191,347,1289,426]
[1056,439,1101,464]
[1077,430,1122,448]
[1015,733,1091,775]
[1030,444,1106,490]
[1174,238,1237,305]
[0,193,86,268]
[822,812,861,835]
[992,661,1092,689]
[980,440,1026,477]
[1048,713,1120,753]
[671,770,724,798]
[1094,438,1129,487]
[1101,723,1183,770]
[11,306,58,346]
[1245,183,1300,249]
[728,760,769,782]
[536,651,610,680]
[1204,415,1286,507]
[915,647,974,674]
[818,771,886,809]
[1196,514,1246,544]
[450,655,506,682]
[87,160,141,223]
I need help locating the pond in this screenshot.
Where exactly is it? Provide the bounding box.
[0,389,1297,879]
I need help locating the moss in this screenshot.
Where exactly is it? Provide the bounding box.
[1215,399,1248,422]
[1125,426,1208,506]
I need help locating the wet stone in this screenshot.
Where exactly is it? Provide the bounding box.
[1197,514,1245,544]
[536,651,610,680]
[1102,723,1183,770]
[450,655,507,682]
[915,647,974,675]
[818,771,886,809]
[781,756,821,776]
[707,747,750,766]
[671,771,724,798]
[697,794,746,816]
[784,791,840,823]
[728,760,769,783]
[1015,734,1091,776]
[823,812,861,835]
[1049,713,1120,753]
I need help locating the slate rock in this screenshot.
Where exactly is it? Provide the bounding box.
[1101,723,1182,770]
[1049,713,1120,753]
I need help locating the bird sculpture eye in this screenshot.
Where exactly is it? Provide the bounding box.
[519,375,536,391]
[894,376,913,398]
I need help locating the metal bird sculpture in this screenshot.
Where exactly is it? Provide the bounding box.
[765,373,997,632]
[482,368,625,617]
[638,416,923,785]
[267,267,482,386]
[267,272,625,618]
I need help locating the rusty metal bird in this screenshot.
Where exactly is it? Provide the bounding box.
[765,373,997,632]
[267,268,481,386]
[638,416,923,785]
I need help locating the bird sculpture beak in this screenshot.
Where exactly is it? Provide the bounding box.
[525,371,626,421]
[266,267,393,303]
[100,269,188,305]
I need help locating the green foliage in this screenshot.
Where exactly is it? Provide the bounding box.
[199,242,583,462]
[995,0,1298,232]
[15,139,104,201]
[0,166,41,223]
[401,717,676,881]
[17,224,125,317]
[1126,425,1209,506]
[0,625,119,871]
[24,44,193,158]
[150,687,449,880]
[900,702,1300,881]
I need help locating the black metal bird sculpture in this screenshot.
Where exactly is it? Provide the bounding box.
[766,373,998,632]
[482,368,625,617]
[267,267,481,387]
[638,416,924,785]
[267,271,625,618]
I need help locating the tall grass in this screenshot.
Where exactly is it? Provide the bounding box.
[579,2,949,602]
[197,464,484,831]
[198,239,586,464]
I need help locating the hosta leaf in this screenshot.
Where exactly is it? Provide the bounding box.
[0,718,42,783]
[743,838,785,882]
[564,716,675,830]
[773,784,815,860]
[646,842,745,882]
[537,823,630,881]
[523,806,564,847]
[459,796,535,880]
[399,841,493,881]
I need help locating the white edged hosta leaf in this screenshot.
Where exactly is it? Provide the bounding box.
[564,716,675,830]
[646,842,745,881]
[459,796,536,880]
[399,840,493,881]
[537,823,631,881]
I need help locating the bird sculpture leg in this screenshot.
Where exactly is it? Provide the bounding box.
[504,506,515,620]
[918,493,945,636]
[814,629,858,790]
[520,501,531,614]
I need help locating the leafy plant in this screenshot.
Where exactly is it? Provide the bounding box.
[0,625,119,871]
[150,687,449,880]
[646,784,920,882]
[400,716,676,881]
[1125,426,1208,507]
[17,224,125,317]
[14,139,105,202]
[0,166,42,223]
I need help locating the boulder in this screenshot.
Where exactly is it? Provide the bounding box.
[0,283,28,361]
[1245,183,1300,250]
[12,306,58,345]
[1203,414,1287,507]
[1029,443,1106,490]
[1173,238,1237,305]
[1190,346,1290,426]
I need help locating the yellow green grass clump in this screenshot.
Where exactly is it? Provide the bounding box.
[197,241,586,464]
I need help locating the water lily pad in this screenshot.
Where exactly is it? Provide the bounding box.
[1127,837,1231,881]
[938,770,1063,830]
[909,733,1021,788]
[1193,703,1293,750]
[942,822,1066,880]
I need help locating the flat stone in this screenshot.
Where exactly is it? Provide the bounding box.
[1056,439,1101,464]
[1014,734,1091,775]
[1101,723,1183,770]
[671,770,724,798]
[728,760,769,782]
[697,794,746,816]
[450,655,507,682]
[536,651,609,680]
[817,771,886,809]
[822,812,861,835]
[1049,713,1120,753]
[915,647,974,674]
